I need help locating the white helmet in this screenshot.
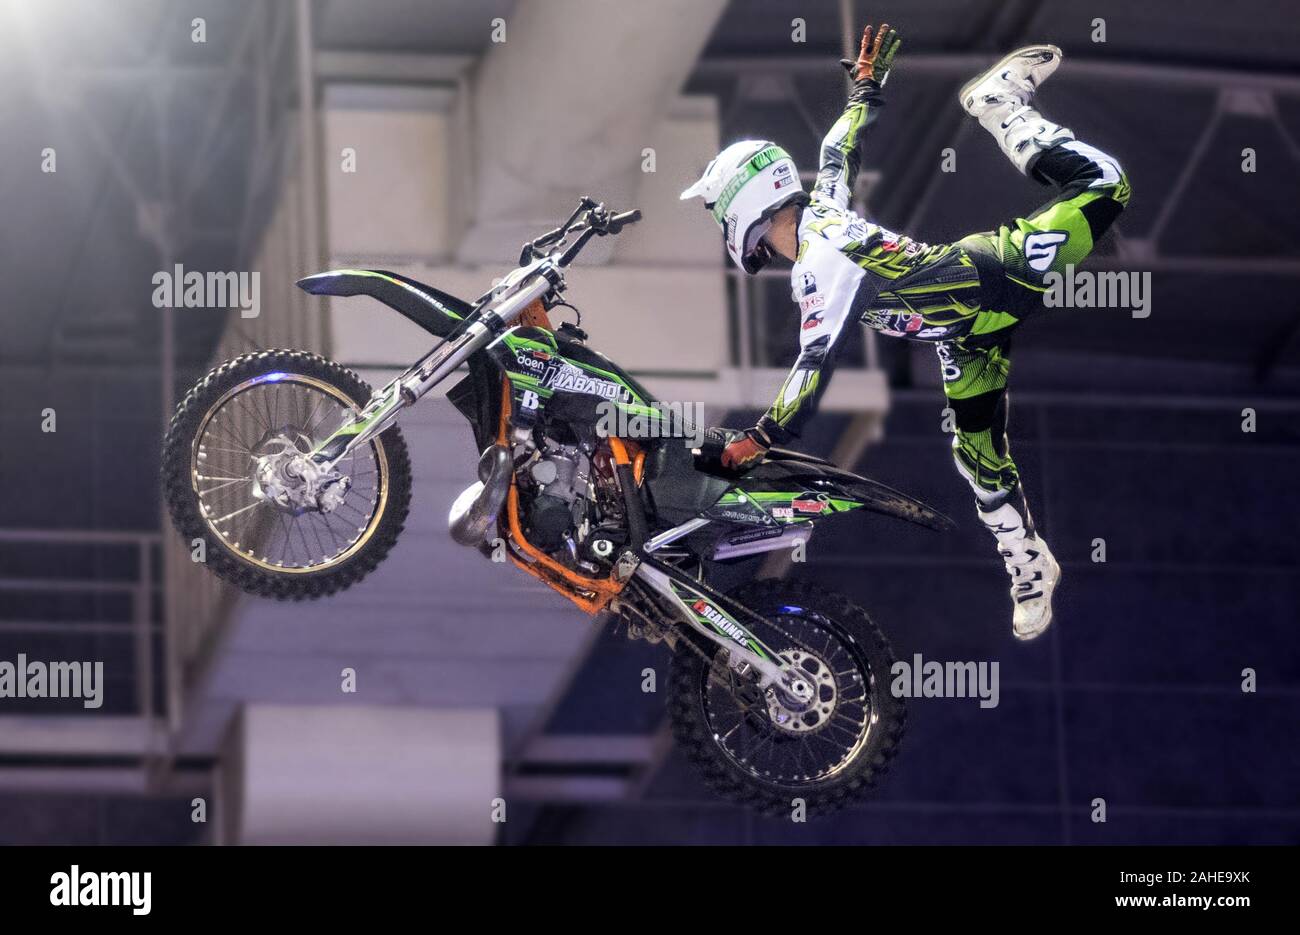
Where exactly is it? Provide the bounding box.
[680,140,806,274]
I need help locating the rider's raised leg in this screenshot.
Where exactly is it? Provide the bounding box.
[960,44,1074,176]
[959,44,1131,295]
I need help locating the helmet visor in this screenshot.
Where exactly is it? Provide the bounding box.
[740,217,775,273]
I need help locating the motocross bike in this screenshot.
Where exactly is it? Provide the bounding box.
[162,197,954,815]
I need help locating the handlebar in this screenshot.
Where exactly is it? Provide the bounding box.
[319,200,640,467]
[604,208,641,235]
[519,197,640,265]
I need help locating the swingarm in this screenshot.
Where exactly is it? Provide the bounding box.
[633,559,819,714]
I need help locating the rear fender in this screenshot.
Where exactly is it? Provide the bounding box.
[713,456,956,532]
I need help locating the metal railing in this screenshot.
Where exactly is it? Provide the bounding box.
[0,119,325,774]
[0,528,171,754]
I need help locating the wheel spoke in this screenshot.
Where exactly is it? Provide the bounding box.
[196,478,249,496]
[703,609,875,785]
[209,500,264,526]
[193,374,387,574]
[205,424,255,453]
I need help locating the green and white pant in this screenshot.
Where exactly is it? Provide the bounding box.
[937,141,1131,514]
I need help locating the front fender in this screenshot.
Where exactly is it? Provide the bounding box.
[296,269,473,340]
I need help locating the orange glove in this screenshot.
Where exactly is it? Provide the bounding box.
[722,432,769,471]
[841,22,901,85]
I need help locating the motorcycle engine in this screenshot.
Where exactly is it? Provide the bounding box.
[519,433,624,570]
[524,443,584,551]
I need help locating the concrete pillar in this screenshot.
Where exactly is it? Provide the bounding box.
[458,0,728,264]
[223,704,500,845]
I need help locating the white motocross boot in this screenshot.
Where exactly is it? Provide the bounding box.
[978,501,1061,640]
[959,45,1074,176]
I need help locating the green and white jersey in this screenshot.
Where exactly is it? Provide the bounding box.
[760,95,980,444]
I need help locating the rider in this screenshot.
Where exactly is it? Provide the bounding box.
[680,23,1130,640]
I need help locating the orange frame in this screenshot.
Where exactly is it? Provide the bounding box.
[493,301,635,614]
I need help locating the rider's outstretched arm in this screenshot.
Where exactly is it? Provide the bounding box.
[756,310,852,445]
[811,22,901,210]
[755,237,872,446]
[748,24,901,450]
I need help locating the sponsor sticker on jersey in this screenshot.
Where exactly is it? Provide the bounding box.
[799,293,825,315]
[864,310,923,337]
[916,326,952,339]
[1024,230,1069,272]
[936,341,962,382]
[798,271,817,296]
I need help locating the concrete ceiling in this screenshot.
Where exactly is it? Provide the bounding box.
[317,0,519,53]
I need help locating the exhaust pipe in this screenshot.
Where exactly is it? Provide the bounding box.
[448,445,513,546]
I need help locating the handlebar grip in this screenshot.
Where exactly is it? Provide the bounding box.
[606,209,642,233]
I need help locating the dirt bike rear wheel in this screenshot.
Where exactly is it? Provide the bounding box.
[161,349,411,600]
[668,578,905,817]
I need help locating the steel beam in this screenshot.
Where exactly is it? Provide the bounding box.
[0,716,165,757]
[517,735,656,765]
[696,53,1300,94]
[314,50,474,83]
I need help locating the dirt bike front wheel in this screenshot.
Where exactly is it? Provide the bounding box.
[161,349,412,600]
[668,578,905,817]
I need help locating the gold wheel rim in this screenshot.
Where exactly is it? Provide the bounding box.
[190,372,389,574]
[707,614,874,784]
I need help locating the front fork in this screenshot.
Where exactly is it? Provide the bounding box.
[309,319,493,464]
[307,270,554,468]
